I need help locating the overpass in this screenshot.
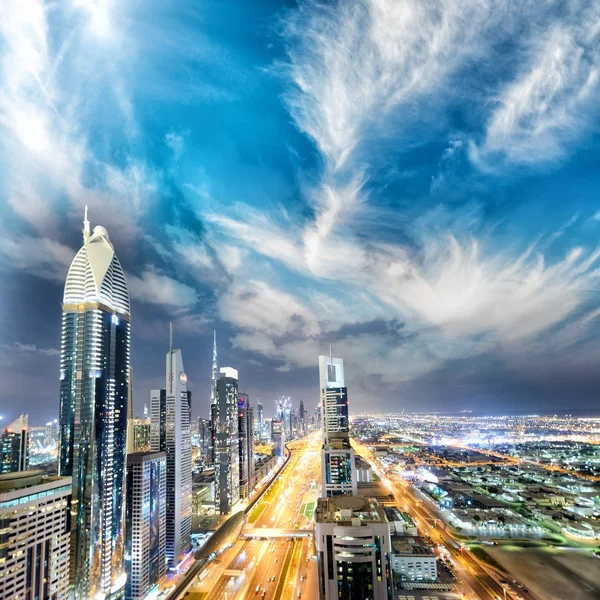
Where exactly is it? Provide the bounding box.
[242,528,313,539]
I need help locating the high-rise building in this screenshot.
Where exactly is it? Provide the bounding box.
[128,419,151,453]
[246,404,256,492]
[58,211,129,599]
[299,400,306,436]
[256,400,264,441]
[209,331,218,466]
[150,324,192,568]
[0,414,29,473]
[319,355,357,497]
[238,393,250,500]
[44,419,59,448]
[125,451,167,600]
[197,417,212,462]
[214,367,240,514]
[0,470,72,600]
[315,495,391,600]
[271,418,285,458]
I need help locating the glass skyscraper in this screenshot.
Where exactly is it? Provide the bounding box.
[58,211,130,599]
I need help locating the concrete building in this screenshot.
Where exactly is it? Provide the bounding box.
[238,393,251,500]
[125,452,167,600]
[150,324,192,567]
[318,355,357,497]
[390,538,437,582]
[315,495,391,600]
[0,471,71,600]
[214,367,240,514]
[58,210,130,599]
[0,414,28,473]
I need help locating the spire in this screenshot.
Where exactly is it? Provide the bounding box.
[83,205,90,243]
[168,322,174,394]
[210,330,218,405]
[329,343,332,362]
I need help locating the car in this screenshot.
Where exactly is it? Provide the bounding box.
[300,576,304,582]
[255,585,260,593]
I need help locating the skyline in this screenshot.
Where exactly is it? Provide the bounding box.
[3,0,600,423]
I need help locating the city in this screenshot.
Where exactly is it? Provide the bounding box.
[2,2,600,600]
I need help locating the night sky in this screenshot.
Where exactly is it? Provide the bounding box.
[2,0,600,425]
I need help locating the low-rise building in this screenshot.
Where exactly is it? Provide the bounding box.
[390,537,437,582]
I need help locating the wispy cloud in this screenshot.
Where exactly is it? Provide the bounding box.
[473,6,600,165]
[127,269,198,308]
[4,342,60,357]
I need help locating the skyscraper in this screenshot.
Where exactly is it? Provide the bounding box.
[209,331,218,466]
[246,404,256,492]
[318,354,357,497]
[271,418,285,458]
[58,211,130,599]
[238,393,250,500]
[0,470,72,600]
[256,400,264,441]
[150,325,192,568]
[214,367,240,514]
[0,414,28,473]
[125,451,167,600]
[299,400,306,436]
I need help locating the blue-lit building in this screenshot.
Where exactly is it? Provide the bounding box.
[58,210,130,599]
[125,451,167,600]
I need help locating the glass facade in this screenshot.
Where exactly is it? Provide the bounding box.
[58,224,130,599]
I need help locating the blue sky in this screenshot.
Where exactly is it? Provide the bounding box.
[1,0,600,424]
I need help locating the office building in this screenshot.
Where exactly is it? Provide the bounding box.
[0,470,71,600]
[0,414,28,473]
[131,419,151,452]
[315,495,391,600]
[319,355,357,497]
[58,210,129,599]
[271,418,285,458]
[198,417,212,462]
[299,400,306,436]
[246,404,256,492]
[209,331,218,466]
[150,325,192,567]
[256,400,264,441]
[214,367,240,514]
[125,452,167,600]
[238,393,250,500]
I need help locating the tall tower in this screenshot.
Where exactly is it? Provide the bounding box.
[209,331,218,466]
[318,354,357,497]
[58,210,130,599]
[0,414,29,473]
[214,367,240,514]
[150,324,192,567]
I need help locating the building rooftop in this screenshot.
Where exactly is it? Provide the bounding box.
[315,495,388,525]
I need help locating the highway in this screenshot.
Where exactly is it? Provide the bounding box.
[182,432,322,599]
[352,439,534,600]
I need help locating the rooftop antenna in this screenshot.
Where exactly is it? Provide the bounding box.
[329,343,332,363]
[83,205,90,243]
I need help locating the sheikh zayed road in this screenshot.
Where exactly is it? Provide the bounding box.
[175,433,322,600]
[174,429,550,600]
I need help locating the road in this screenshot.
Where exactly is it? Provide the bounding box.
[184,432,322,599]
[353,439,537,600]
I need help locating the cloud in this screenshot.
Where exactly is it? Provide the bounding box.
[4,343,60,357]
[0,235,74,282]
[474,9,600,165]
[220,280,320,338]
[166,131,187,161]
[127,270,198,308]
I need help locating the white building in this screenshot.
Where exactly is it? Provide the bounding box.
[0,471,71,600]
[125,451,167,599]
[318,355,357,497]
[150,324,192,567]
[390,539,437,582]
[315,495,391,600]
